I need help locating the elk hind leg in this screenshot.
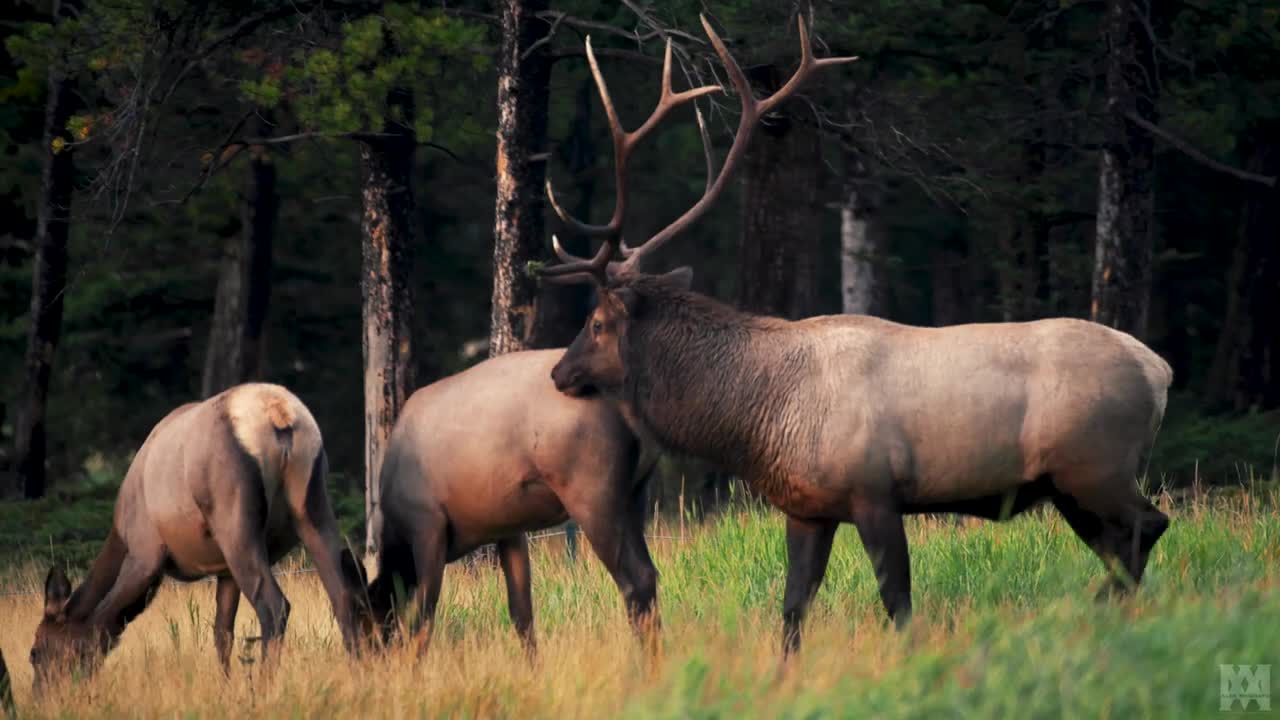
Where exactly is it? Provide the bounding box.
[209,500,291,668]
[851,505,912,629]
[286,452,365,656]
[214,575,241,673]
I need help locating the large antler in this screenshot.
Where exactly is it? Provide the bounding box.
[540,14,857,284]
[538,37,722,281]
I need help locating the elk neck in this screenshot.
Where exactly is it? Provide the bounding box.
[615,277,827,485]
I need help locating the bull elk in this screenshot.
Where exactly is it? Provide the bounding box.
[363,349,662,656]
[29,384,369,693]
[538,15,1173,656]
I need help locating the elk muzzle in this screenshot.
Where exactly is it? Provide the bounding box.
[550,361,586,397]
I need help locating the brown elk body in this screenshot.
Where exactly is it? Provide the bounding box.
[538,15,1172,656]
[365,349,660,655]
[30,383,368,692]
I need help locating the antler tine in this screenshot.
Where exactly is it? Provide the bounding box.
[538,234,614,282]
[618,102,714,266]
[551,234,588,265]
[618,14,857,272]
[542,33,722,282]
[629,39,723,147]
[695,105,715,195]
[757,16,859,118]
[543,36,628,242]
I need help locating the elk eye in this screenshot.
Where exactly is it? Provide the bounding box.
[592,320,603,336]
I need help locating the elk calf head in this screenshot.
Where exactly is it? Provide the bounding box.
[30,567,107,696]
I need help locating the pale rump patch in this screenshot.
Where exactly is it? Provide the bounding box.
[224,384,322,506]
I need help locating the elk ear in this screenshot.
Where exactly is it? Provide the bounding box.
[655,266,694,291]
[44,566,71,619]
[613,287,641,317]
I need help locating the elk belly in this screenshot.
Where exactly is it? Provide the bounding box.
[156,511,232,578]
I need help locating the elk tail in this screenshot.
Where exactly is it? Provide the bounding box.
[225,383,325,511]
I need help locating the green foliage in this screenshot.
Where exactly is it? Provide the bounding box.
[260,5,489,141]
[1152,395,1280,487]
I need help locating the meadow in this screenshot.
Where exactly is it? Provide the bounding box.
[1,487,1277,719]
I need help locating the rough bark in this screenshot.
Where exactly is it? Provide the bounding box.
[360,90,416,555]
[1091,0,1156,340]
[12,0,76,499]
[839,151,876,315]
[490,0,562,357]
[201,122,277,399]
[738,66,822,320]
[1207,132,1280,411]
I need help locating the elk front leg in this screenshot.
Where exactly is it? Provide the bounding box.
[88,530,166,649]
[851,505,912,629]
[496,535,536,659]
[575,511,660,652]
[406,518,448,659]
[781,517,838,658]
[213,575,241,673]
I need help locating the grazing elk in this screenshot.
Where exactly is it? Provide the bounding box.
[30,383,369,693]
[363,348,664,656]
[362,39,721,659]
[538,15,1173,656]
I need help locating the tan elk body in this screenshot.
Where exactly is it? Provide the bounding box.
[30,383,368,692]
[366,349,660,654]
[539,14,1173,656]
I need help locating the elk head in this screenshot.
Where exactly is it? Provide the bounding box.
[30,566,108,696]
[551,267,694,396]
[540,14,856,396]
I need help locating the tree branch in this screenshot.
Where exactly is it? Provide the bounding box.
[550,47,662,66]
[1127,111,1277,188]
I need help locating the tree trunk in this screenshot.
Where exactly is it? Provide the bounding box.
[490,0,563,357]
[1207,130,1280,411]
[201,125,277,399]
[360,90,416,556]
[738,67,822,319]
[839,151,875,315]
[544,76,598,339]
[12,1,76,499]
[1091,0,1157,340]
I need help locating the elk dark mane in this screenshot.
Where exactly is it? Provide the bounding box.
[612,275,828,494]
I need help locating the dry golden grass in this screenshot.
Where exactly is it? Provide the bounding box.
[1,547,896,719]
